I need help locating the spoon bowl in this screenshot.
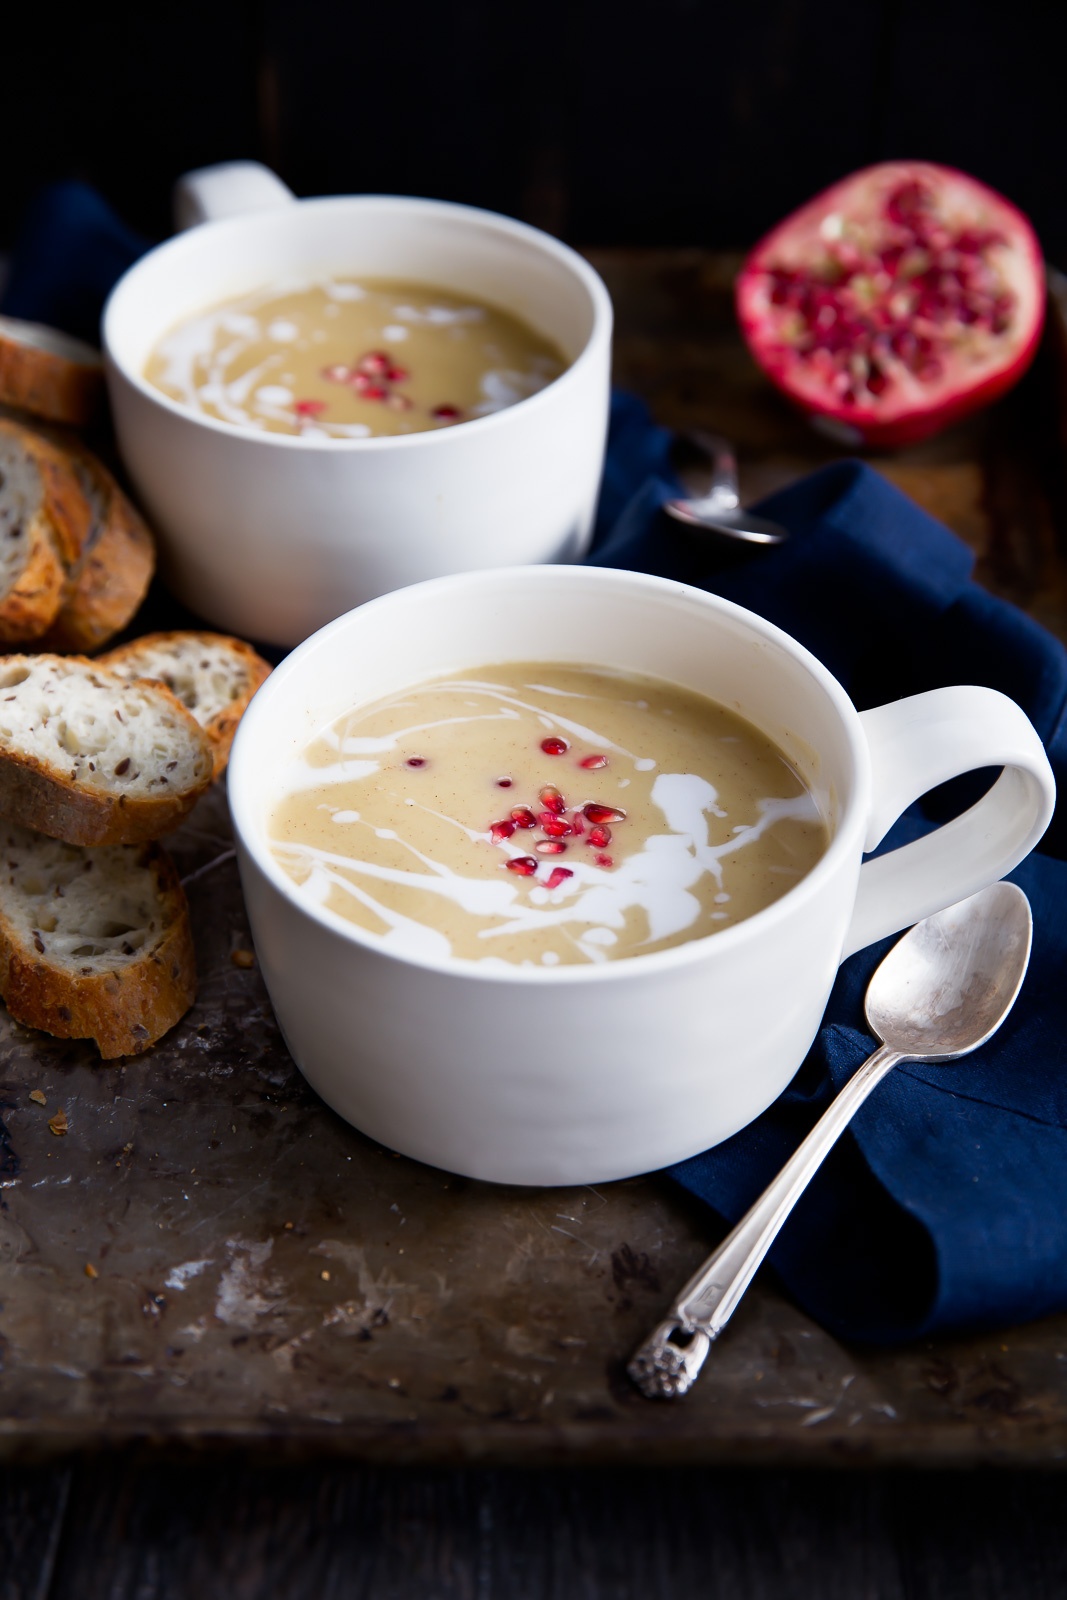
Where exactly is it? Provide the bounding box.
[662,430,789,544]
[663,498,789,544]
[866,881,1032,1059]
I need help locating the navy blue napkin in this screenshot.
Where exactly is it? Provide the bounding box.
[7,188,1067,1342]
[0,181,148,347]
[594,393,1067,1342]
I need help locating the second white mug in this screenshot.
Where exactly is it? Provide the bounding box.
[103,162,613,647]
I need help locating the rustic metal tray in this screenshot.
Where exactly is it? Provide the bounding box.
[3,251,1067,1467]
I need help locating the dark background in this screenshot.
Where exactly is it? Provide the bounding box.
[5,0,1067,260]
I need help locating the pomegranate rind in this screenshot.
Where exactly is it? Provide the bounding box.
[736,161,1045,448]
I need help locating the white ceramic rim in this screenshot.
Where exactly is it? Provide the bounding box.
[102,194,614,453]
[229,567,872,985]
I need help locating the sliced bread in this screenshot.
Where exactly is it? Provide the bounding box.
[100,631,271,777]
[0,316,104,428]
[0,654,215,845]
[39,446,156,654]
[0,820,195,1057]
[0,416,91,644]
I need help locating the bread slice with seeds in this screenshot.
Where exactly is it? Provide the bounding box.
[0,654,214,846]
[100,631,271,778]
[0,416,91,644]
[0,820,195,1057]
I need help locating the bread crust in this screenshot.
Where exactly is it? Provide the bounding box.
[39,451,156,653]
[100,630,272,778]
[0,317,104,428]
[0,529,66,645]
[0,656,215,845]
[0,842,196,1057]
[0,416,92,643]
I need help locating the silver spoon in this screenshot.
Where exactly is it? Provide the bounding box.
[663,432,788,545]
[629,881,1033,1399]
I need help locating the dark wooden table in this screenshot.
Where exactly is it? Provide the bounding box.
[3,251,1067,1597]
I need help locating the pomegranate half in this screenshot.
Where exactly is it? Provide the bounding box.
[736,161,1045,448]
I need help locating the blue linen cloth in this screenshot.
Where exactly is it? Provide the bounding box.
[594,393,1067,1343]
[5,186,1067,1343]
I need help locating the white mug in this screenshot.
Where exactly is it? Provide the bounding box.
[228,566,1056,1186]
[102,162,613,647]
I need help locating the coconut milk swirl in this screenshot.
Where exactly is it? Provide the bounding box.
[270,668,829,967]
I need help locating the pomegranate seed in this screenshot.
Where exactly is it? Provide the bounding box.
[510,806,537,829]
[887,181,929,224]
[569,810,585,836]
[431,405,462,422]
[322,364,352,383]
[535,839,567,855]
[539,815,572,837]
[497,777,513,788]
[539,786,565,814]
[386,366,409,383]
[405,757,426,768]
[361,383,388,401]
[358,351,392,376]
[594,853,613,868]
[388,394,413,411]
[293,399,326,416]
[506,856,538,876]
[490,819,515,841]
[541,736,568,755]
[588,824,612,848]
[545,867,573,890]
[583,802,625,824]
[579,754,607,770]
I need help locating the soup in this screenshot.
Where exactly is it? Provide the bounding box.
[144,278,567,439]
[269,664,829,967]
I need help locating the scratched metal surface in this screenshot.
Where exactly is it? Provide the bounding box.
[2,251,1067,1465]
[0,781,1066,1466]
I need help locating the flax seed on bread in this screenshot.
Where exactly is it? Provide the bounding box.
[0,654,214,845]
[0,820,195,1057]
[100,631,271,778]
[0,316,104,428]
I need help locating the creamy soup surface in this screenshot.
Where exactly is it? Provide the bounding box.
[144,278,566,439]
[269,665,830,968]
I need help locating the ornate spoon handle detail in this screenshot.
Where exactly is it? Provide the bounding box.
[628,1044,902,1399]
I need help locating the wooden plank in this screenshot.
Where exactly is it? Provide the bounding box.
[262,0,546,221]
[15,1460,1067,1600]
[1,8,263,247]
[878,1,1067,262]
[563,1,888,247]
[0,1464,70,1600]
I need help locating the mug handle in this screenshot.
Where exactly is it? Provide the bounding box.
[841,686,1056,959]
[173,161,297,230]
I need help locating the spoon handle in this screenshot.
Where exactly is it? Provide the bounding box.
[629,1042,904,1398]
